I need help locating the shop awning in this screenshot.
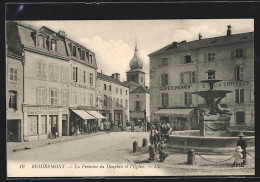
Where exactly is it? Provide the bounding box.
[87,111,106,119]
[154,108,194,118]
[72,110,95,120]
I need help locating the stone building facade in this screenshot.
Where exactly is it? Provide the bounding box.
[6,21,98,141]
[149,27,254,130]
[97,72,129,130]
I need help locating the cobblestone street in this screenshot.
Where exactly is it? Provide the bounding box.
[7,132,255,176]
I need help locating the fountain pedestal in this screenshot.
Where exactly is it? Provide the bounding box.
[200,115,231,137]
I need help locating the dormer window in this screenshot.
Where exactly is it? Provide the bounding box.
[37,35,44,48]
[185,55,192,64]
[72,46,76,57]
[50,39,57,51]
[81,50,85,60]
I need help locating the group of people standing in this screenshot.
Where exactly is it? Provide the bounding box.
[101,120,114,133]
[129,120,151,132]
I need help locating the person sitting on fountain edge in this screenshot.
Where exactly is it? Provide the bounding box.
[160,121,172,143]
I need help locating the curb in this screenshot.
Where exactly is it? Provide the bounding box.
[10,132,107,154]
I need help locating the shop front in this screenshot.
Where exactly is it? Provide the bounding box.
[153,108,198,131]
[130,111,145,126]
[23,105,63,141]
[70,109,96,135]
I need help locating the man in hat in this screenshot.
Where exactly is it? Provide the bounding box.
[150,125,159,152]
[236,132,247,165]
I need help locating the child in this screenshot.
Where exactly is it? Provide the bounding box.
[233,146,244,167]
[158,139,169,162]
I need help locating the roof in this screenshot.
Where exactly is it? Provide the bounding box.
[122,81,139,91]
[149,32,254,56]
[97,72,129,88]
[130,85,150,94]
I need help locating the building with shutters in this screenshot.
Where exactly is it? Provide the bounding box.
[6,21,100,141]
[148,26,254,130]
[96,72,129,130]
[6,48,24,142]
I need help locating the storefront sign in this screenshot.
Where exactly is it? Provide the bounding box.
[202,81,250,88]
[26,106,60,111]
[159,85,191,90]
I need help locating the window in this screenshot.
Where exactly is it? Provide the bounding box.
[236,111,245,125]
[250,86,254,102]
[120,89,122,94]
[73,67,78,82]
[27,116,38,135]
[161,74,168,86]
[90,94,93,106]
[54,65,59,80]
[161,93,169,107]
[50,89,58,105]
[37,88,46,104]
[184,92,192,105]
[73,91,77,104]
[235,89,244,103]
[109,85,112,91]
[104,95,107,107]
[126,90,128,95]
[235,66,244,81]
[120,99,123,108]
[185,55,192,63]
[9,67,18,81]
[135,101,141,111]
[83,92,87,105]
[81,50,85,60]
[90,54,93,64]
[36,62,46,78]
[104,84,107,90]
[180,71,196,83]
[125,99,128,108]
[72,46,76,57]
[83,71,86,83]
[136,95,139,98]
[141,76,144,83]
[60,67,68,82]
[37,35,44,48]
[50,40,57,51]
[116,88,118,93]
[208,70,216,80]
[235,48,243,58]
[208,53,215,61]
[89,73,93,86]
[49,64,57,80]
[40,115,47,134]
[61,90,69,105]
[8,91,17,109]
[161,58,168,66]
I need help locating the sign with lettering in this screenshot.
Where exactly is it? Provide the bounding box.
[202,81,250,88]
[159,85,191,90]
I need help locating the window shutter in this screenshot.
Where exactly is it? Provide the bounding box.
[43,63,46,78]
[189,72,192,83]
[76,67,78,82]
[180,72,184,83]
[204,53,208,62]
[161,74,164,86]
[16,92,19,110]
[240,66,244,80]
[240,89,245,103]
[235,67,237,80]
[165,74,168,85]
[231,48,235,60]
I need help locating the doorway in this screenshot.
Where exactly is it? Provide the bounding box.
[7,120,21,142]
[62,115,68,136]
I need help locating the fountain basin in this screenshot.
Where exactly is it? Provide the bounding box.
[167,130,255,153]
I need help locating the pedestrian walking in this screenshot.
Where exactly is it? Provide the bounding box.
[232,146,244,167]
[143,121,147,132]
[106,121,110,133]
[236,132,247,165]
[110,120,114,132]
[52,124,58,138]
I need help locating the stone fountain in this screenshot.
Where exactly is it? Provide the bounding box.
[166,70,254,153]
[192,71,232,137]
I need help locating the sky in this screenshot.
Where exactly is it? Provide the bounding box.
[22,19,254,84]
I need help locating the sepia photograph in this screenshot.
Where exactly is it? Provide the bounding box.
[6,17,255,177]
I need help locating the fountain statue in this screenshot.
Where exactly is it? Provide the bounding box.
[192,70,232,137]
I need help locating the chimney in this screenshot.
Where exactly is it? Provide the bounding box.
[116,73,120,81]
[172,41,179,48]
[198,33,202,40]
[58,30,67,37]
[227,25,232,36]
